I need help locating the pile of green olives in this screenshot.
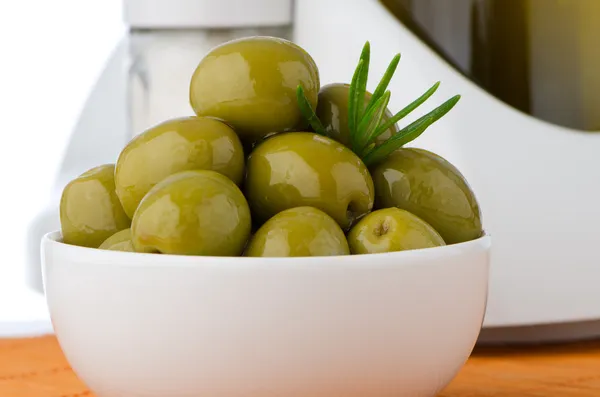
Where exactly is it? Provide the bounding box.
[59,36,483,257]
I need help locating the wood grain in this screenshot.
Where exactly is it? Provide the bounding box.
[440,340,600,396]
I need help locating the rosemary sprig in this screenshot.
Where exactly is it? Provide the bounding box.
[362,95,461,166]
[295,40,461,167]
[296,85,329,137]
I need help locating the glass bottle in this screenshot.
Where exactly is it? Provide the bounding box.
[124,0,294,137]
[379,0,600,131]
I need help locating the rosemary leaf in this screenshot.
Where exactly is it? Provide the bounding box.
[296,85,329,137]
[369,81,441,145]
[364,53,400,115]
[355,41,371,124]
[355,90,391,153]
[362,95,461,167]
[347,59,364,148]
[362,142,376,157]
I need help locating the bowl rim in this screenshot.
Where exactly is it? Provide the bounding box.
[42,230,491,269]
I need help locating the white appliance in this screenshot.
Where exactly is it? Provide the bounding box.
[26,0,600,343]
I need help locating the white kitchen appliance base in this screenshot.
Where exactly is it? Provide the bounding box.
[479,321,600,345]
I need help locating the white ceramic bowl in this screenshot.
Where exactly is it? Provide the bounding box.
[42,231,490,397]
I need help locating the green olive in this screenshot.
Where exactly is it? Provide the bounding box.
[372,148,483,244]
[244,207,349,257]
[189,36,320,142]
[99,229,134,252]
[132,170,251,256]
[115,116,245,218]
[60,164,131,248]
[316,83,399,148]
[348,208,445,254]
[245,132,374,230]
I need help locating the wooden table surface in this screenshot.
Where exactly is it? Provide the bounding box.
[442,341,600,396]
[2,335,600,397]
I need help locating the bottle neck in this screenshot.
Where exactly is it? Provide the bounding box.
[123,0,294,31]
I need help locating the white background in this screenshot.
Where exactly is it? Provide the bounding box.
[0,0,125,329]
